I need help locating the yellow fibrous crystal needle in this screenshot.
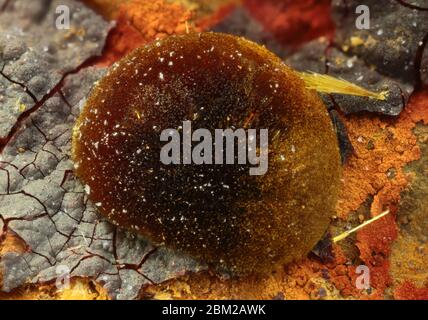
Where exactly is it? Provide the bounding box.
[299,72,388,101]
[333,209,391,243]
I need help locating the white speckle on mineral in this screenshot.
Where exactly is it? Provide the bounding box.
[346,57,357,68]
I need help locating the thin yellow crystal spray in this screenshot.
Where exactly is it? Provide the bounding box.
[299,72,388,101]
[332,209,391,243]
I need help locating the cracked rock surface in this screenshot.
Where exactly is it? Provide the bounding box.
[0,0,203,300]
[0,0,111,140]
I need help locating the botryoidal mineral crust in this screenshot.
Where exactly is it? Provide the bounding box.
[72,32,342,275]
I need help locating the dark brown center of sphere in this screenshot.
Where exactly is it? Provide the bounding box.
[72,32,341,274]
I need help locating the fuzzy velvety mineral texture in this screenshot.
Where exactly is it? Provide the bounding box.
[72,32,341,274]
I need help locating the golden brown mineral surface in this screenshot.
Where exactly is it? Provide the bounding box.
[72,32,341,274]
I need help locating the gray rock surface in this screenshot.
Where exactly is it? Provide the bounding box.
[332,0,428,85]
[422,46,428,86]
[287,40,409,116]
[211,7,289,59]
[0,0,111,138]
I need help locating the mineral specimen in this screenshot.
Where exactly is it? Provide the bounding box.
[72,32,342,274]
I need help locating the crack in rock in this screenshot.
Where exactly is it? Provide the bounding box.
[394,0,428,11]
[0,0,9,13]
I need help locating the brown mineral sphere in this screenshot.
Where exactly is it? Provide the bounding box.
[72,32,341,274]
